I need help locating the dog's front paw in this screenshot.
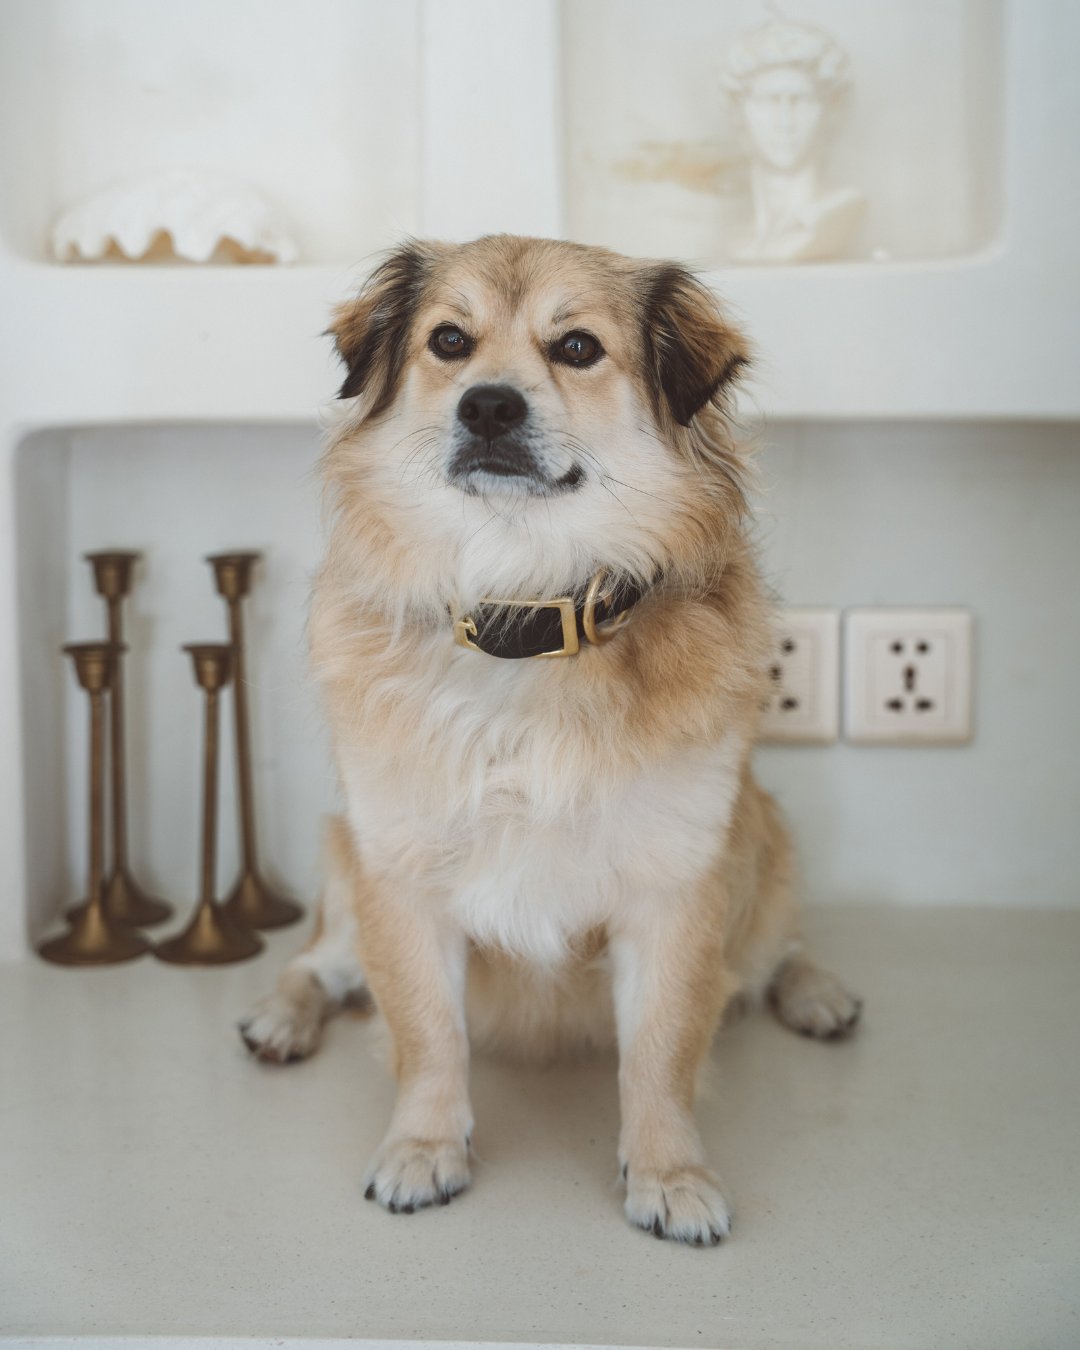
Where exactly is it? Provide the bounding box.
[623,1162,732,1246]
[238,993,323,1065]
[364,1136,471,1214]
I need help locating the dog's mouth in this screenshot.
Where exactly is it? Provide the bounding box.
[447,438,585,497]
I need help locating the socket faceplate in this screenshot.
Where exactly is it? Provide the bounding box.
[844,608,974,744]
[759,607,840,744]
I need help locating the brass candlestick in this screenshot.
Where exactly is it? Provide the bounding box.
[67,551,173,927]
[39,644,151,966]
[207,552,302,931]
[155,645,264,965]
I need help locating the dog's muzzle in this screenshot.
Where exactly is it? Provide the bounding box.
[447,382,583,494]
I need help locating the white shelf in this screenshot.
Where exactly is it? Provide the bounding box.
[0,3,1075,429]
[2,245,1078,433]
[3,905,1078,1348]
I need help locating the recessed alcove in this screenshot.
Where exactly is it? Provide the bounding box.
[562,0,1004,264]
[13,415,1080,949]
[0,0,421,264]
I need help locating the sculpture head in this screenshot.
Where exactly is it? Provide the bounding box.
[723,19,849,173]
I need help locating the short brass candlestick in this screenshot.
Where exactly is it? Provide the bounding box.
[70,551,172,927]
[207,552,302,931]
[155,645,264,965]
[39,644,150,966]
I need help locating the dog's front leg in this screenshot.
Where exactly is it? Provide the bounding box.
[359,888,472,1213]
[610,893,734,1245]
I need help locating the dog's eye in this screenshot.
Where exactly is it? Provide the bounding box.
[429,325,473,359]
[552,331,603,367]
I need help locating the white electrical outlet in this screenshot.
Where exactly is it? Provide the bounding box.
[844,608,974,744]
[759,607,840,744]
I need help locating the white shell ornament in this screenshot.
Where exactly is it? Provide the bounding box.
[50,170,299,265]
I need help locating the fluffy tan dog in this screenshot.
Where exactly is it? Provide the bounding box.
[240,235,860,1245]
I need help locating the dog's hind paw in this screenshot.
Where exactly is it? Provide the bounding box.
[238,993,323,1065]
[769,954,862,1041]
[623,1163,732,1246]
[363,1136,471,1214]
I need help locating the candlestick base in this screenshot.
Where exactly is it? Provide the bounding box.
[222,870,303,931]
[38,903,150,966]
[66,868,174,927]
[154,902,264,965]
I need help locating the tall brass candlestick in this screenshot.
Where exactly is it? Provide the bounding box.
[77,551,172,926]
[155,645,263,965]
[39,644,150,965]
[207,552,302,931]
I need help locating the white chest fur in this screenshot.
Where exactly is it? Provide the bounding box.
[338,648,746,967]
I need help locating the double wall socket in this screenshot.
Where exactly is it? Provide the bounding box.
[760,606,974,746]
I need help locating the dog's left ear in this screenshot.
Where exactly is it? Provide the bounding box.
[329,241,433,411]
[643,265,750,427]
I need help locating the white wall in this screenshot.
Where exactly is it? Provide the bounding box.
[754,419,1080,907]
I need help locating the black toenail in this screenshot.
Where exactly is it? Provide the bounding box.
[652,1217,664,1238]
[400,1203,414,1214]
[364,1184,375,1201]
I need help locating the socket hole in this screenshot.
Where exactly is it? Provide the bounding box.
[890,640,904,654]
[780,697,799,711]
[903,664,917,692]
[769,665,782,682]
[781,639,795,654]
[916,641,930,654]
[915,698,934,712]
[886,698,904,712]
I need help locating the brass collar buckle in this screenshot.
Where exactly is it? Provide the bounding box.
[455,594,579,657]
[453,568,632,659]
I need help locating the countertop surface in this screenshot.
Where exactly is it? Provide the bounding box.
[2,905,1078,1350]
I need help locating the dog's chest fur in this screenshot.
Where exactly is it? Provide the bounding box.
[334,633,748,966]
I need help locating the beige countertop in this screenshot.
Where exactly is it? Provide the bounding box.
[1,905,1078,1349]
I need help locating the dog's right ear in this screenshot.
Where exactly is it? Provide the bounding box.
[329,242,433,411]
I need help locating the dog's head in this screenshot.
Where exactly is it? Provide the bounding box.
[326,236,751,606]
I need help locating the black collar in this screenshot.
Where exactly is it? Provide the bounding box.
[452,569,650,659]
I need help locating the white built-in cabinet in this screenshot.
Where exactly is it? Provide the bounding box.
[1,1,1078,957]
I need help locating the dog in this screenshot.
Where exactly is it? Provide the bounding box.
[239,235,860,1245]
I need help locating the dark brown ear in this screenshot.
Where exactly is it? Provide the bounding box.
[329,242,433,410]
[643,265,750,427]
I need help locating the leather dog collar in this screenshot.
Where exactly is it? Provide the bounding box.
[452,568,648,659]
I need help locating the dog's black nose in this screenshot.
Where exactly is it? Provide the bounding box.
[457,384,528,439]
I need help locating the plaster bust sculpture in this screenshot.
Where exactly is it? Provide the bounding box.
[723,17,863,263]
